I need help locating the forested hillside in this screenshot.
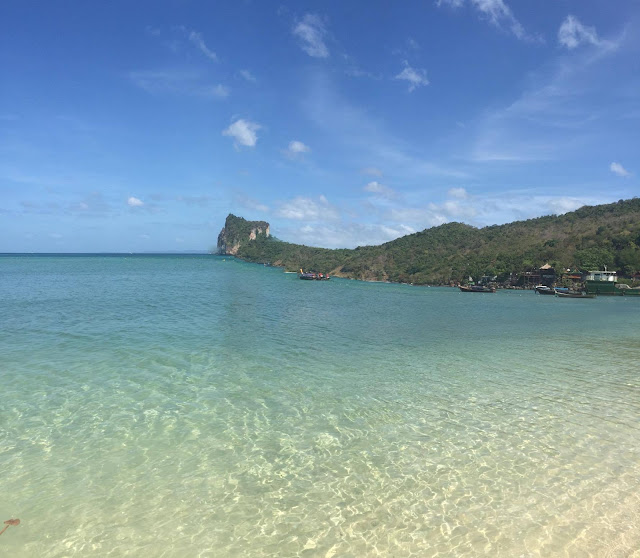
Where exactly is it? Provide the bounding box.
[217,198,640,284]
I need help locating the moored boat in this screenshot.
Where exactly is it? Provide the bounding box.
[459,285,496,293]
[534,285,555,295]
[298,270,330,281]
[585,269,640,296]
[555,291,595,299]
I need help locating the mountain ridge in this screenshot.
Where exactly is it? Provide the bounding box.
[216,198,640,284]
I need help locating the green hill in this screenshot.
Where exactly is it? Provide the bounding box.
[216,198,640,284]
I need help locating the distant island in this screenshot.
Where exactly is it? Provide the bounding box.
[215,198,640,286]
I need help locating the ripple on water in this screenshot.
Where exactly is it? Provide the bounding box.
[1,256,640,556]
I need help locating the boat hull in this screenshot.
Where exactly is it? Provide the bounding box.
[555,291,596,299]
[534,285,555,295]
[585,281,640,296]
[299,273,330,281]
[459,286,495,293]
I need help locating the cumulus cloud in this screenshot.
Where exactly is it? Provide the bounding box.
[610,162,631,177]
[293,14,329,58]
[127,196,144,207]
[275,195,340,221]
[395,61,429,92]
[188,30,218,62]
[280,221,415,249]
[239,70,257,83]
[387,207,449,229]
[222,119,261,148]
[448,187,469,199]
[287,140,310,155]
[545,197,588,214]
[382,191,607,235]
[364,181,396,199]
[207,84,230,98]
[431,199,478,220]
[558,15,601,50]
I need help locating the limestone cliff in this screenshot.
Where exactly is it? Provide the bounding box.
[217,214,270,255]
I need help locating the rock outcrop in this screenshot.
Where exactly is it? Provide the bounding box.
[217,214,270,255]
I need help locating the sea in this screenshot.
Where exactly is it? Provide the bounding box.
[1,254,639,557]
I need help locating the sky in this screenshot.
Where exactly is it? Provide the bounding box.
[1,0,639,252]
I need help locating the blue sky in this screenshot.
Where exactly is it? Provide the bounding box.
[1,0,639,252]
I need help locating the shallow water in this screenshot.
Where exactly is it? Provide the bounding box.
[1,255,639,557]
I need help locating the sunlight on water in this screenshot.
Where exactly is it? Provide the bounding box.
[1,255,640,557]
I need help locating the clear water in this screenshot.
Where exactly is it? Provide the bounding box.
[1,255,639,557]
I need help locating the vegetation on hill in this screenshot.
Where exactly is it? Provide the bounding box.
[216,214,270,255]
[217,198,640,284]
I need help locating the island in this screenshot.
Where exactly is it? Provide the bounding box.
[215,198,640,287]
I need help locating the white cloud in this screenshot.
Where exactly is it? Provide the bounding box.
[361,167,383,177]
[275,195,340,221]
[69,192,111,216]
[471,0,526,40]
[406,38,420,51]
[436,0,465,7]
[293,14,329,58]
[236,194,269,213]
[558,16,601,50]
[128,196,144,207]
[545,197,588,214]
[302,70,469,183]
[383,191,608,234]
[222,119,261,148]
[145,26,161,37]
[437,0,531,41]
[395,61,429,92]
[364,181,396,199]
[610,162,631,177]
[202,84,229,98]
[239,70,257,83]
[130,70,228,99]
[363,181,384,193]
[188,30,218,62]
[470,31,626,163]
[433,199,478,220]
[280,221,415,249]
[288,140,310,154]
[130,70,189,94]
[388,207,448,229]
[448,187,469,199]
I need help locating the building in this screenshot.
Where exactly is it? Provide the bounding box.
[520,263,556,287]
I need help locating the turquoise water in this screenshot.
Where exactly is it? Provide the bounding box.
[1,255,639,557]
